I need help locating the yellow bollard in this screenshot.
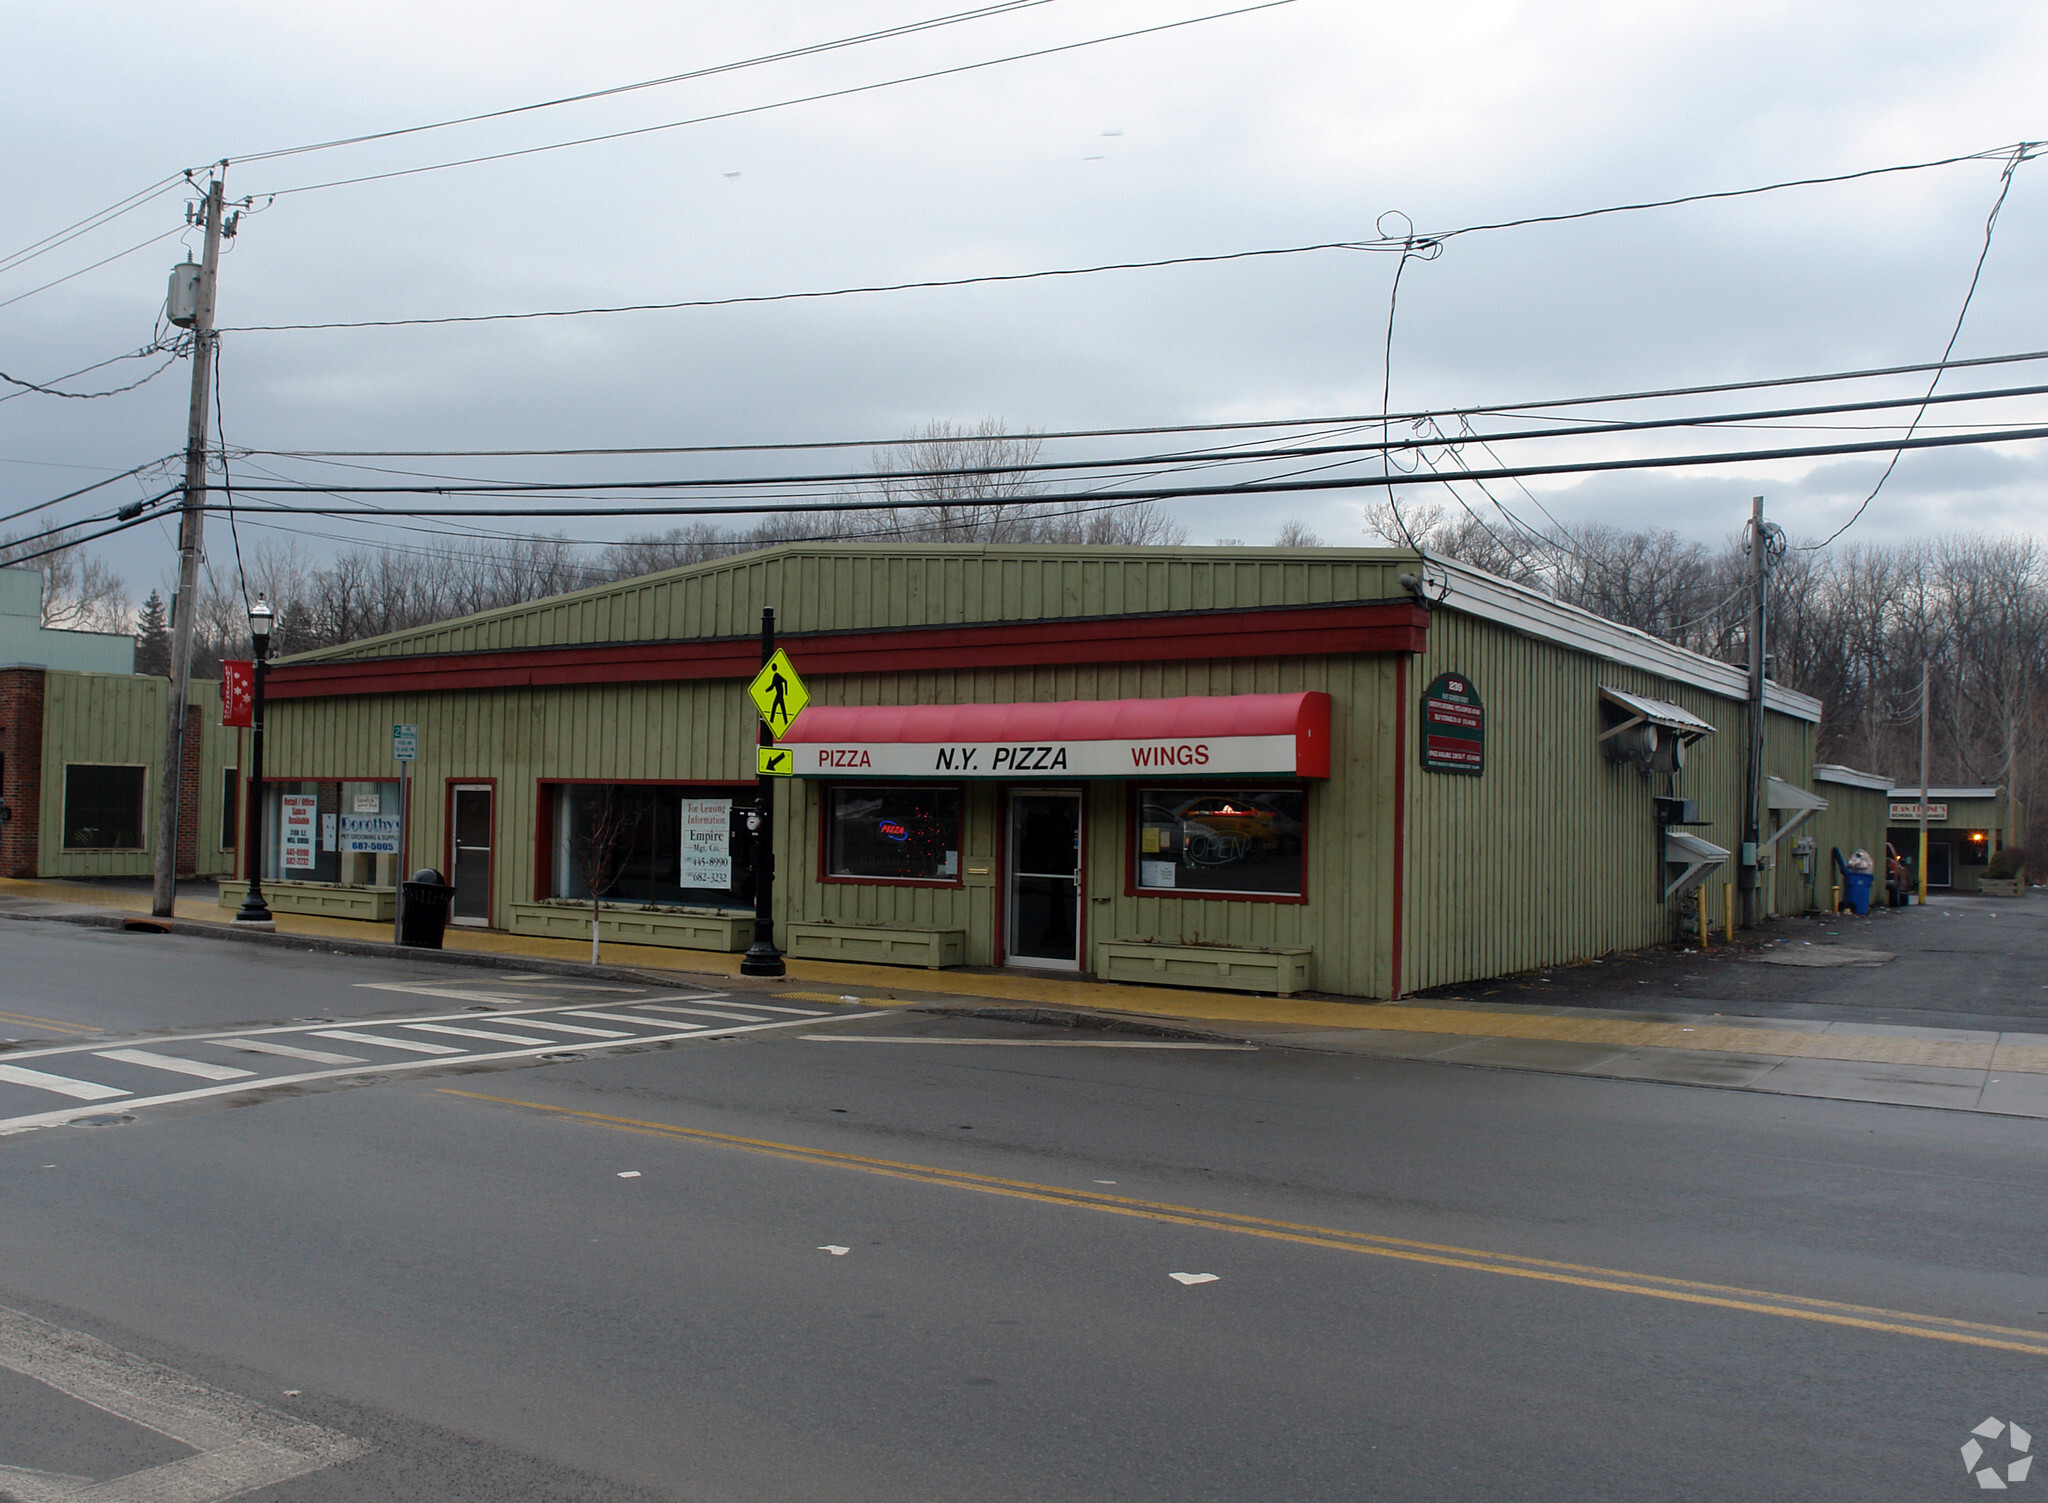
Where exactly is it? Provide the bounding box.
[1831,882,1842,914]
[1699,891,1710,949]
[1724,882,1736,941]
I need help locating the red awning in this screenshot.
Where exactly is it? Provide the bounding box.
[777,692,1331,779]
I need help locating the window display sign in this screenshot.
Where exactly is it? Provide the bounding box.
[680,798,732,888]
[1421,672,1485,775]
[339,814,402,854]
[281,794,318,870]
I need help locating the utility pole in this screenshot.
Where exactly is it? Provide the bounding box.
[1741,494,1766,928]
[152,172,226,918]
[1918,659,1932,906]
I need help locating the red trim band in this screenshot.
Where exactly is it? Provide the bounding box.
[265,600,1430,700]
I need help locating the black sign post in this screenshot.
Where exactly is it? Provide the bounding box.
[740,606,787,977]
[1421,672,1485,775]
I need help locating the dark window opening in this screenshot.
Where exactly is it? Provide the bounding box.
[64,765,146,850]
[826,786,961,882]
[1135,787,1306,897]
[551,784,756,909]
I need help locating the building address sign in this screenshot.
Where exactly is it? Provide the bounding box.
[1421,672,1485,775]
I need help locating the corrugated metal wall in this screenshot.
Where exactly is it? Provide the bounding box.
[1780,779,1892,914]
[38,674,235,878]
[1401,609,1816,992]
[284,548,1413,662]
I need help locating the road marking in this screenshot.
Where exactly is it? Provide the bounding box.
[445,1091,2048,1363]
[0,1008,99,1036]
[0,1010,882,1135]
[794,1036,1258,1050]
[0,1063,128,1101]
[92,1048,254,1082]
[680,1002,825,1016]
[568,1009,725,1027]
[313,1030,467,1055]
[0,1304,366,1502]
[403,1022,557,1046]
[216,1038,368,1066]
[491,1017,633,1039]
[629,1004,773,1024]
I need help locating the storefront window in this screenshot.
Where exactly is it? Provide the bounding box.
[63,764,146,850]
[1135,788,1305,898]
[550,784,755,909]
[826,786,961,883]
[264,779,401,884]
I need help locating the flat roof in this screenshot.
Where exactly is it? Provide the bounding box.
[1813,764,1891,791]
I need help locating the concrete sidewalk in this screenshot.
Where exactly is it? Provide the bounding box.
[8,876,2048,1119]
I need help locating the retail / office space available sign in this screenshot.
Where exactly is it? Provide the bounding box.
[1421,672,1485,775]
[281,795,317,870]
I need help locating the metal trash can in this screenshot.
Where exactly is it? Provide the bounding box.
[1843,871,1874,916]
[398,868,455,948]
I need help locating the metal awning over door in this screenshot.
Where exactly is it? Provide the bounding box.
[777,692,1332,779]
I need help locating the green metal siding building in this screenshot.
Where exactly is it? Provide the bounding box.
[261,545,1825,998]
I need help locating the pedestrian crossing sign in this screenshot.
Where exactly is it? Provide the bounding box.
[747,649,808,737]
[757,745,794,777]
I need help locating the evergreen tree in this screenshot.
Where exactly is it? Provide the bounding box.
[134,590,171,677]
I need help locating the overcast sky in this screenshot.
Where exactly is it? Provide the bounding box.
[3,0,2044,597]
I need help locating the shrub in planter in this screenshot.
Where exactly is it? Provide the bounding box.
[1986,847,2027,881]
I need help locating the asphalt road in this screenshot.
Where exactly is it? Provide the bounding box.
[4,920,2046,1501]
[1455,890,2048,1032]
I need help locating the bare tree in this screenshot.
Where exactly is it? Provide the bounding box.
[571,788,645,965]
[0,517,128,632]
[1273,519,1325,547]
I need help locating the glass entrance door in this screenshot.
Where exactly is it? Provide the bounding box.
[450,784,493,925]
[1006,790,1082,970]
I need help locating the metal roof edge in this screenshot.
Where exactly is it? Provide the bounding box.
[1812,764,1893,791]
[1887,786,2004,800]
[1430,558,1823,722]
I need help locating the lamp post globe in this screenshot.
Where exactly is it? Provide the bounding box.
[234,594,277,928]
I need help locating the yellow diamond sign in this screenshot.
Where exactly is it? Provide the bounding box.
[748,649,808,737]
[757,745,794,777]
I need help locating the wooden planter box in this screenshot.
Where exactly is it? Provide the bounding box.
[217,879,395,922]
[787,921,965,969]
[1978,876,2024,898]
[1095,941,1313,995]
[506,901,752,951]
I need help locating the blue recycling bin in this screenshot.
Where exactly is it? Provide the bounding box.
[1844,871,1873,916]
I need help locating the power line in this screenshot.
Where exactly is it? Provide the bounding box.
[228,2,1057,165]
[0,226,187,312]
[1805,141,2040,549]
[207,381,2048,496]
[245,347,2048,459]
[253,2,1296,199]
[219,236,1392,333]
[0,458,180,528]
[219,140,2032,334]
[0,350,179,400]
[197,420,2048,519]
[0,175,185,278]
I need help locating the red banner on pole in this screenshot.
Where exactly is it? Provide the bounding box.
[221,661,253,727]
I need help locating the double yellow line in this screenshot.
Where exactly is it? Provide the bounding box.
[443,1089,2048,1360]
[0,1008,98,1036]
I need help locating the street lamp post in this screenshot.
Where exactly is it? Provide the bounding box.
[233,596,275,928]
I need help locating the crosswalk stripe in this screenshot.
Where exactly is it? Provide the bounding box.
[313,1030,466,1055]
[694,1003,830,1016]
[215,1038,368,1066]
[93,1048,255,1082]
[403,1023,556,1046]
[0,1062,130,1101]
[568,1010,717,1027]
[492,1017,632,1039]
[631,1005,778,1023]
